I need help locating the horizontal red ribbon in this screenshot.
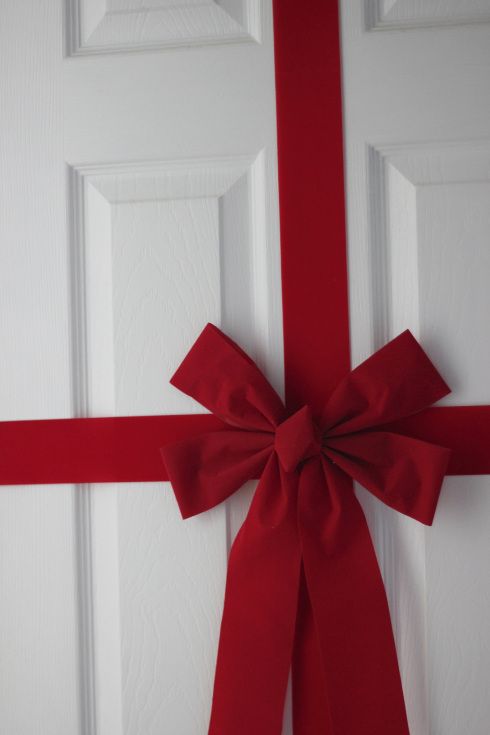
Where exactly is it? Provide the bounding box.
[1,406,489,485]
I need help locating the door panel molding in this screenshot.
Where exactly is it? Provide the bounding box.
[65,0,261,56]
[365,0,490,32]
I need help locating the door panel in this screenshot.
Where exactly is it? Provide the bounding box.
[365,0,490,31]
[0,3,78,734]
[0,2,282,733]
[66,0,261,56]
[340,4,490,734]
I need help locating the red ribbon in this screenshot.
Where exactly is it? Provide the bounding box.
[161,322,451,735]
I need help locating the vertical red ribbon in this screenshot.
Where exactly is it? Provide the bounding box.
[272,0,351,413]
[271,2,397,732]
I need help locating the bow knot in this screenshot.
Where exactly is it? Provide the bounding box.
[275,405,321,472]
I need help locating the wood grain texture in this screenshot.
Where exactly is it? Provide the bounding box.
[112,196,221,414]
[365,0,490,31]
[0,2,81,733]
[70,155,282,417]
[65,1,283,732]
[118,484,226,734]
[426,476,490,735]
[65,0,261,56]
[76,152,283,734]
[1,0,282,733]
[368,142,490,406]
[341,2,490,733]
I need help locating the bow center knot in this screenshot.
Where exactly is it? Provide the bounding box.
[274,405,321,473]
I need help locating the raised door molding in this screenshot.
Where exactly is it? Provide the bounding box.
[366,139,490,406]
[65,0,261,56]
[68,153,282,418]
[347,137,490,735]
[68,152,282,734]
[365,0,490,31]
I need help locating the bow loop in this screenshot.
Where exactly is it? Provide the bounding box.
[323,430,451,525]
[161,429,273,519]
[321,330,450,435]
[170,324,286,431]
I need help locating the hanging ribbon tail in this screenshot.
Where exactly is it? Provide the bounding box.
[322,330,451,434]
[169,323,286,431]
[324,430,451,525]
[292,567,333,735]
[295,458,410,735]
[208,455,302,735]
[161,429,273,518]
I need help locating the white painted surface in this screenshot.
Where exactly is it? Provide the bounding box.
[0,1,282,734]
[0,2,80,735]
[341,4,490,734]
[66,0,261,55]
[365,0,490,31]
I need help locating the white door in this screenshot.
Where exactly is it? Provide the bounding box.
[0,2,282,734]
[2,2,490,735]
[340,4,490,735]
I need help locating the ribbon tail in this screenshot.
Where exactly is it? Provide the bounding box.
[208,454,302,735]
[292,565,333,735]
[296,457,410,735]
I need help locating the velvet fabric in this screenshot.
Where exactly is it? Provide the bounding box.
[161,323,451,735]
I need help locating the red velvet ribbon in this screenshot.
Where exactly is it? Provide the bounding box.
[161,322,451,735]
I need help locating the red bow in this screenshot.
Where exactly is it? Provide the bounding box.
[161,323,451,735]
